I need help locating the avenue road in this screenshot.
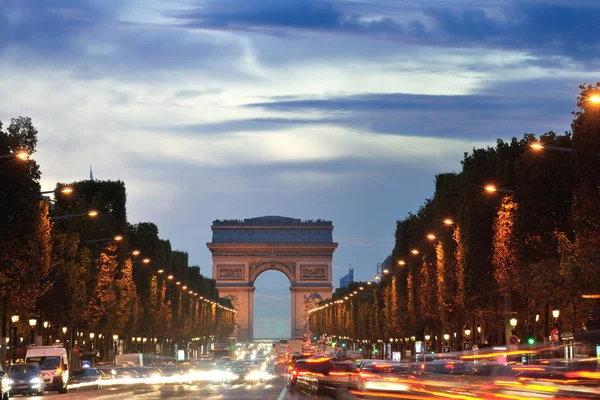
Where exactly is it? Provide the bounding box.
[12,378,333,400]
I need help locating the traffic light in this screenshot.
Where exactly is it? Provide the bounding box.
[527,337,535,345]
[341,343,346,348]
[313,336,317,340]
[359,348,363,352]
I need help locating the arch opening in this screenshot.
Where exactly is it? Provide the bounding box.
[253,270,291,339]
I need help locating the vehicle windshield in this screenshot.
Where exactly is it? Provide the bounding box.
[25,356,61,370]
[9,365,38,374]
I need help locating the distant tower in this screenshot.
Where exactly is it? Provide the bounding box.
[89,165,94,180]
[339,267,354,288]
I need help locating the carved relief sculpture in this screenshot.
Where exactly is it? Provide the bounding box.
[223,294,240,324]
[303,293,324,328]
[217,266,244,280]
[300,266,327,280]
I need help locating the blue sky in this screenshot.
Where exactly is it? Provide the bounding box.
[1,0,597,338]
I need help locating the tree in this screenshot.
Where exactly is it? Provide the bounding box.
[114,259,139,335]
[85,245,118,332]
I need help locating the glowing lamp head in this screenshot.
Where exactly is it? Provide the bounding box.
[113,235,123,242]
[552,309,560,319]
[131,250,141,256]
[443,218,454,225]
[176,281,181,285]
[11,315,19,324]
[510,318,518,328]
[426,234,436,240]
[167,274,174,280]
[113,334,119,341]
[464,329,471,337]
[62,327,67,334]
[589,94,600,104]
[484,185,497,193]
[28,318,37,328]
[530,142,544,150]
[15,151,30,160]
[398,260,406,266]
[383,268,390,274]
[424,334,431,341]
[87,210,99,217]
[60,187,74,194]
[157,269,164,274]
[411,249,419,255]
[443,334,450,341]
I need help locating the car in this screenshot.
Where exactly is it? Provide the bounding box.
[0,366,11,400]
[8,363,44,396]
[68,368,103,390]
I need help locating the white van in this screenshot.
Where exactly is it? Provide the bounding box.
[25,345,69,393]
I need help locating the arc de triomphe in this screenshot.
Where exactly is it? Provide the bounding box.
[207,216,337,342]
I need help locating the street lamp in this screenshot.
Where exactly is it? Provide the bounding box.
[398,260,406,266]
[484,184,514,194]
[411,249,419,255]
[0,151,30,160]
[113,334,119,356]
[382,268,390,274]
[464,329,471,337]
[443,218,454,225]
[426,234,436,240]
[29,319,37,345]
[50,210,99,221]
[11,315,19,363]
[530,142,575,153]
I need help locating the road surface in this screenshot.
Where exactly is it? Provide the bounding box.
[13,378,334,400]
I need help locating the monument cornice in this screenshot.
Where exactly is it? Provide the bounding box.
[207,241,338,256]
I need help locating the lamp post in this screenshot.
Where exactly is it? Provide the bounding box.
[510,318,517,336]
[11,315,19,364]
[89,332,95,351]
[28,319,37,345]
[113,335,119,357]
[42,321,49,345]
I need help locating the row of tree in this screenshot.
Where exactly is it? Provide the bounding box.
[310,84,600,348]
[0,117,234,352]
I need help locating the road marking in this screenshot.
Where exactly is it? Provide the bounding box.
[277,386,288,400]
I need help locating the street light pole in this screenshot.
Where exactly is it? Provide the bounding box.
[28,318,37,346]
[11,315,19,364]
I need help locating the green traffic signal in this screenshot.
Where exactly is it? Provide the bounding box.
[341,343,346,348]
[527,337,535,345]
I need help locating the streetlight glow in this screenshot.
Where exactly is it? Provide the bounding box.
[167,275,174,280]
[157,269,164,274]
[411,249,419,255]
[589,94,600,104]
[114,235,124,241]
[60,187,74,194]
[87,210,99,217]
[11,315,19,324]
[443,218,454,225]
[484,185,498,192]
[464,329,471,337]
[383,268,390,274]
[426,233,436,240]
[552,309,560,319]
[530,142,544,150]
[142,258,150,264]
[398,260,406,266]
[132,250,141,256]
[509,318,518,328]
[28,319,37,328]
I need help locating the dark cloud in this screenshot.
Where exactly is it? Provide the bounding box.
[168,0,600,64]
[157,117,343,136]
[169,0,407,35]
[244,77,579,139]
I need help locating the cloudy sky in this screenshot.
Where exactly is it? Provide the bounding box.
[2,0,597,338]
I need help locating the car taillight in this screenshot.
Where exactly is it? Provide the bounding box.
[292,369,298,376]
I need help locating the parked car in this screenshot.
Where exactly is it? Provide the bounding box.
[8,363,43,396]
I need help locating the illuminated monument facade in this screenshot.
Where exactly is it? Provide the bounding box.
[207,216,337,341]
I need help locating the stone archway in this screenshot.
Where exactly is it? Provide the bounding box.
[207,216,337,342]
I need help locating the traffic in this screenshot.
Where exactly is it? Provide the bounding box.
[1,336,600,399]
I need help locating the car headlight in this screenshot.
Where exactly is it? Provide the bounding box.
[5,379,13,386]
[30,377,41,384]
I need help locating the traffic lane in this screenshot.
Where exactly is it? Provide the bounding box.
[19,379,290,400]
